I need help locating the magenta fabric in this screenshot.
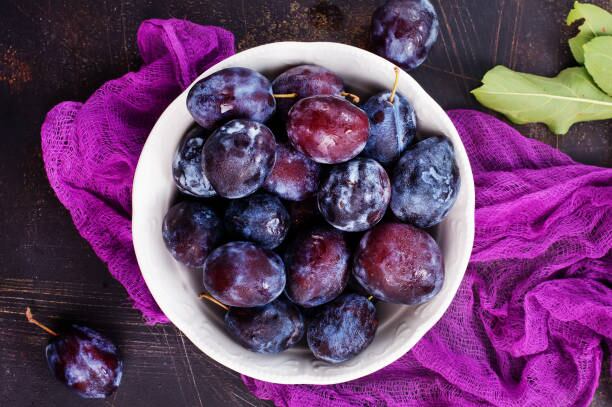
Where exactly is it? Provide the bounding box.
[40,19,612,406]
[41,19,235,323]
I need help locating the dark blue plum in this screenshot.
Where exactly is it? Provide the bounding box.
[203,119,277,199]
[272,64,344,117]
[371,0,439,70]
[224,193,290,249]
[187,67,275,130]
[284,226,350,307]
[172,126,216,197]
[362,91,416,165]
[318,158,391,232]
[162,201,223,268]
[46,325,123,399]
[307,294,378,363]
[224,297,304,354]
[390,135,460,228]
[203,242,286,307]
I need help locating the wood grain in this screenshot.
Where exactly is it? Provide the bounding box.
[0,1,610,406]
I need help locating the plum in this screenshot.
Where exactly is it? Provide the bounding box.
[224,297,304,353]
[203,119,276,199]
[287,95,369,164]
[361,70,416,165]
[46,325,123,399]
[307,294,378,363]
[187,67,275,129]
[263,143,321,201]
[318,158,391,232]
[172,126,217,197]
[162,201,223,268]
[353,222,443,305]
[284,226,350,307]
[203,242,285,307]
[272,64,344,117]
[371,0,439,70]
[390,135,460,228]
[224,193,290,249]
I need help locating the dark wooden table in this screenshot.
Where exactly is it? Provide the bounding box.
[1,1,610,406]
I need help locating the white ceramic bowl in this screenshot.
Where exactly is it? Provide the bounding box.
[133,42,475,385]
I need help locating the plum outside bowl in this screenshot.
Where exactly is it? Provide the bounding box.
[132,42,475,385]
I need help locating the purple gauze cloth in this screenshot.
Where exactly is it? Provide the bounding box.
[40,19,612,407]
[41,19,234,323]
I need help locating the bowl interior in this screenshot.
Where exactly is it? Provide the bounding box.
[132,42,475,385]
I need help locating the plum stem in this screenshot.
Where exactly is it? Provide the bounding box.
[199,293,229,311]
[367,295,374,301]
[389,67,400,104]
[25,307,59,336]
[273,93,298,98]
[340,91,360,104]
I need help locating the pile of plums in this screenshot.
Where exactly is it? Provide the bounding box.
[163,0,447,367]
[164,54,459,364]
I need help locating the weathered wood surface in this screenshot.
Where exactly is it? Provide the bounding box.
[0,1,610,406]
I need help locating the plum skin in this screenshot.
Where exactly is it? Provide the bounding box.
[186,67,275,130]
[370,0,440,70]
[272,64,344,117]
[202,119,277,199]
[307,294,378,363]
[318,157,391,232]
[45,325,123,399]
[361,91,416,165]
[172,126,216,198]
[203,241,286,307]
[390,135,460,228]
[162,201,223,268]
[224,193,290,249]
[353,222,444,305]
[224,297,304,354]
[283,226,350,308]
[263,143,321,201]
[287,95,370,164]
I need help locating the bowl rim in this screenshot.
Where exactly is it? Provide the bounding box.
[133,41,475,385]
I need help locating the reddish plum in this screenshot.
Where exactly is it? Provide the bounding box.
[46,325,123,399]
[284,226,350,307]
[203,242,285,307]
[287,95,369,164]
[353,223,443,305]
[264,143,321,201]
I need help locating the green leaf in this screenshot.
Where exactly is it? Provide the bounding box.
[566,1,612,64]
[583,36,612,96]
[471,65,612,135]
